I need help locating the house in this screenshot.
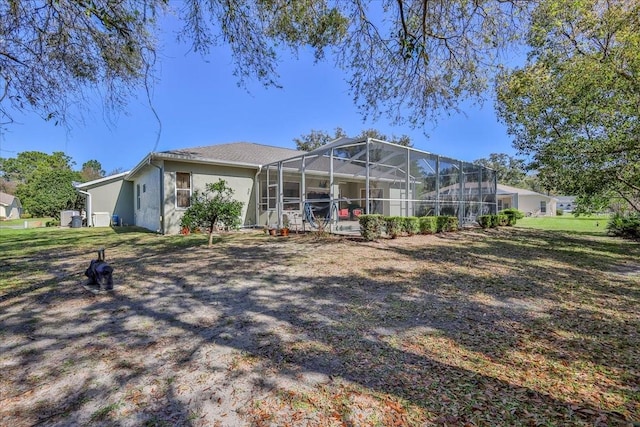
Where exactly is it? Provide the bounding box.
[556,196,577,213]
[496,184,557,216]
[0,192,22,219]
[74,171,133,227]
[78,140,499,234]
[76,142,301,233]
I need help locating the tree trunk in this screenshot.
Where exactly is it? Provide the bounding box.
[208,228,215,247]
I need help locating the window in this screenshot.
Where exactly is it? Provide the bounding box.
[540,200,547,214]
[136,184,141,210]
[176,172,191,209]
[143,184,146,193]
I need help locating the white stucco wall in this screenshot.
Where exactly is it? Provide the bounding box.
[133,164,162,232]
[518,195,556,216]
[163,161,258,235]
[1,201,21,219]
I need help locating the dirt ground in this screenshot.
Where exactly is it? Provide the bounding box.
[1,229,638,426]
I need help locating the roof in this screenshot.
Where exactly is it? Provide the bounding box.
[159,142,303,167]
[556,195,576,203]
[0,191,20,207]
[497,184,557,199]
[75,171,130,189]
[126,142,305,180]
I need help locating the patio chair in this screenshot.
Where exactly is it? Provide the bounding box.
[338,208,350,220]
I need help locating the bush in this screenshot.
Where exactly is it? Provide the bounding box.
[403,216,420,236]
[437,216,458,232]
[500,208,524,226]
[20,213,33,219]
[556,208,564,216]
[607,213,640,240]
[478,215,492,229]
[419,216,437,234]
[385,216,404,238]
[46,219,60,227]
[497,214,509,226]
[359,214,384,241]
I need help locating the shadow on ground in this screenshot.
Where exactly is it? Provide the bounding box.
[1,228,638,426]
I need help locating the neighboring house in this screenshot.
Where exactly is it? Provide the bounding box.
[0,192,22,219]
[497,184,557,216]
[556,196,577,213]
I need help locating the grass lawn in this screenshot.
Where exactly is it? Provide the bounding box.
[0,217,53,228]
[516,215,610,234]
[0,226,638,426]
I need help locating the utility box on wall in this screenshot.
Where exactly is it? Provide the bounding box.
[92,212,111,227]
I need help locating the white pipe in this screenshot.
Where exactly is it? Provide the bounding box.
[75,189,92,227]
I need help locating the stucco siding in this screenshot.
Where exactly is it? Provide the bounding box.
[163,161,258,234]
[1,202,21,219]
[87,179,134,226]
[518,195,556,216]
[133,164,162,232]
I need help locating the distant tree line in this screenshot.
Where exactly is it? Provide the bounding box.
[0,151,108,218]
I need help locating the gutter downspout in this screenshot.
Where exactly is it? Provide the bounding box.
[75,188,92,227]
[148,156,165,235]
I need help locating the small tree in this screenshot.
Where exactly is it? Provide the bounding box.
[181,179,243,247]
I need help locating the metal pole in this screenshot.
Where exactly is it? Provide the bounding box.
[459,160,464,225]
[365,139,370,214]
[277,162,283,228]
[405,146,410,216]
[435,157,440,216]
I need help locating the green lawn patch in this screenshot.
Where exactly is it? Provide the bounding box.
[515,215,609,234]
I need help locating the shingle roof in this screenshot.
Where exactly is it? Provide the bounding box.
[0,191,18,206]
[160,142,303,167]
[497,184,556,198]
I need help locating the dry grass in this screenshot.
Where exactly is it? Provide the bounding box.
[0,227,638,426]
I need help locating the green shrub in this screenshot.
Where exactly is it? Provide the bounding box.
[20,213,33,219]
[403,216,420,236]
[419,216,437,234]
[556,208,564,216]
[359,214,384,241]
[46,219,61,227]
[385,216,404,238]
[437,216,458,232]
[490,214,500,228]
[607,213,640,240]
[478,215,492,229]
[500,208,524,226]
[497,214,509,226]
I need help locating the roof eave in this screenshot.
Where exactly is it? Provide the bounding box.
[74,171,131,189]
[153,152,261,169]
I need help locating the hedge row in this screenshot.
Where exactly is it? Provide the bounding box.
[359,215,459,241]
[478,209,524,229]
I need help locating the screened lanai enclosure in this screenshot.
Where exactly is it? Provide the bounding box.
[257,138,497,234]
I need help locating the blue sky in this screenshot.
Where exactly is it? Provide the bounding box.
[0,22,518,175]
